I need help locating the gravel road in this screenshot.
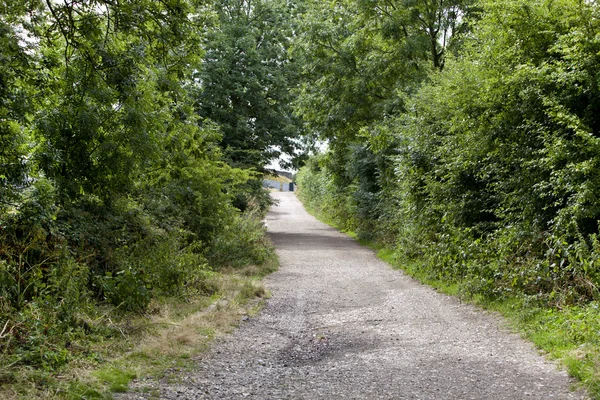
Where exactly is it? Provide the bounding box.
[121,192,586,399]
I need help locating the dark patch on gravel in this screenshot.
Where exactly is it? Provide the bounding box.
[277,329,383,368]
[117,192,587,400]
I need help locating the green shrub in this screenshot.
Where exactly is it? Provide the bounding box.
[206,200,274,269]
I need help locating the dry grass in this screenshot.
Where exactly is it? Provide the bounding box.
[0,261,276,399]
[135,274,268,359]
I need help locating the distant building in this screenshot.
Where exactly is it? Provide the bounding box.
[263,179,294,192]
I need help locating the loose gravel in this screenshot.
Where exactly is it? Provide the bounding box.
[119,192,586,399]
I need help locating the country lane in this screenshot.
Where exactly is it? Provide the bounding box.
[119,191,586,399]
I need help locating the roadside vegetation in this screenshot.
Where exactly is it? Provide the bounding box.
[0,0,293,398]
[295,0,600,397]
[2,250,277,399]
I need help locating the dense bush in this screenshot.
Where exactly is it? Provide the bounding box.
[390,0,600,304]
[0,0,285,377]
[296,153,358,233]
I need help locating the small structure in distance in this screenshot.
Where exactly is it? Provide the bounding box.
[264,171,295,192]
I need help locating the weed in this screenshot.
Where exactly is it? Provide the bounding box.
[0,205,279,399]
[93,367,137,393]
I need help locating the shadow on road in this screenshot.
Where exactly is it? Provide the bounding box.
[268,231,357,251]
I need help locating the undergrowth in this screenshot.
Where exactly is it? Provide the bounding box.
[0,260,277,400]
[0,198,278,399]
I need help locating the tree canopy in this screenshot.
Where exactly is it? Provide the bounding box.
[194,0,303,170]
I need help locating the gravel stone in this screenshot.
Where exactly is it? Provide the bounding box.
[118,192,587,399]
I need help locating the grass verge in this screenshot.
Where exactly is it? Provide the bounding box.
[0,258,278,400]
[299,196,597,399]
[387,254,599,398]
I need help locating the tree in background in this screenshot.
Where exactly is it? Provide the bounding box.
[194,0,303,171]
[293,0,473,143]
[0,1,44,214]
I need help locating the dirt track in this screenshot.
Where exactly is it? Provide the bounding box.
[121,192,586,399]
